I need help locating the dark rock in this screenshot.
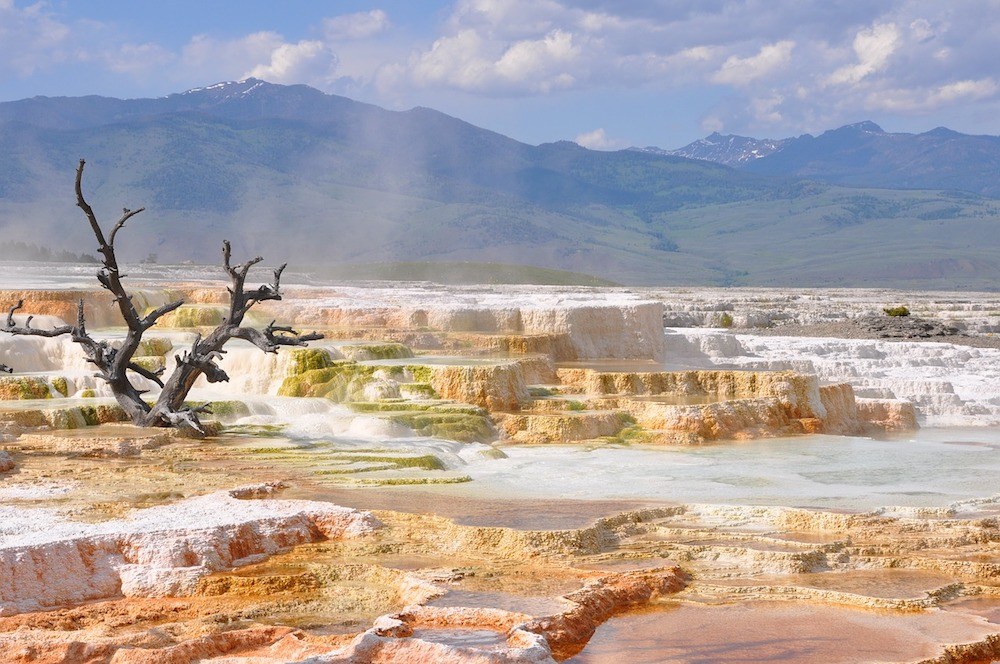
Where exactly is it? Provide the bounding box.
[855,315,961,339]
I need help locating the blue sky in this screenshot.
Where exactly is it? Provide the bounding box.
[3,1,999,149]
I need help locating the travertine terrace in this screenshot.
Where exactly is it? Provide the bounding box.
[0,266,998,663]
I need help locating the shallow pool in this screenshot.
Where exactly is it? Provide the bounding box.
[453,427,1000,511]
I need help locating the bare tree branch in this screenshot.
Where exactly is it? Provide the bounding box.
[127,361,165,388]
[2,161,324,435]
[141,299,184,330]
[108,207,145,247]
[3,300,76,338]
[75,159,109,251]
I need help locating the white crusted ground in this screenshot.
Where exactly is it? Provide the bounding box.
[665,328,1000,425]
[0,485,380,615]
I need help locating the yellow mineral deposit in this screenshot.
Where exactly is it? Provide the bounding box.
[0,276,998,662]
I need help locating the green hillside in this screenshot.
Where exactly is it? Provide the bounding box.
[0,80,997,287]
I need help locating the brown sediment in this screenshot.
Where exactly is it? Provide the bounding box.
[522,570,688,660]
[1,429,1000,662]
[16,427,177,458]
[0,289,127,328]
[7,483,998,662]
[3,283,998,662]
[0,492,688,663]
[567,602,1000,664]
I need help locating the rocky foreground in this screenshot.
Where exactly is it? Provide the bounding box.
[0,277,998,661]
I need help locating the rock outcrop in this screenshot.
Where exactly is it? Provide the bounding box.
[494,410,632,445]
[857,314,962,339]
[856,397,919,432]
[429,364,530,411]
[550,369,916,443]
[665,326,1000,426]
[254,286,667,361]
[560,369,826,417]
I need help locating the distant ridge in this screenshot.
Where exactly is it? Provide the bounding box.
[637,132,787,166]
[315,261,619,286]
[1,80,998,289]
[645,121,1000,197]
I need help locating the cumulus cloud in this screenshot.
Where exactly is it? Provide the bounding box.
[574,128,627,150]
[245,40,337,85]
[0,4,391,96]
[711,41,794,86]
[826,22,900,86]
[749,94,786,124]
[448,0,566,39]
[496,29,578,81]
[173,31,340,90]
[324,10,390,41]
[909,18,935,42]
[4,0,1000,142]
[0,1,72,77]
[382,0,726,95]
[378,0,1000,137]
[180,32,284,80]
[406,27,582,94]
[408,30,493,90]
[869,78,999,112]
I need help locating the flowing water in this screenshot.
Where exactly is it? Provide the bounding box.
[3,274,1000,661]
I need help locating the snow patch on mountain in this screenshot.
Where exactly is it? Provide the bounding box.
[635,132,788,166]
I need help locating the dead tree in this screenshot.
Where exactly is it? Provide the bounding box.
[2,159,321,434]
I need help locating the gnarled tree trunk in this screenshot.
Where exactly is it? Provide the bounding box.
[2,159,321,435]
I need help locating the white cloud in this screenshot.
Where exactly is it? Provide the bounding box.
[826,22,899,86]
[0,1,72,77]
[103,42,174,75]
[324,10,390,41]
[4,0,1000,142]
[711,41,794,86]
[909,18,934,42]
[701,115,725,133]
[181,32,285,78]
[407,27,581,94]
[495,29,579,84]
[750,94,785,123]
[246,40,336,85]
[450,0,564,38]
[385,0,731,96]
[869,78,999,112]
[933,78,998,103]
[175,32,339,89]
[410,29,495,90]
[574,128,627,150]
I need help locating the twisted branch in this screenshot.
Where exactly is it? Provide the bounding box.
[2,161,323,435]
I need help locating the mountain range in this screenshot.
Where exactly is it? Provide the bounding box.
[652,121,1000,198]
[0,79,998,288]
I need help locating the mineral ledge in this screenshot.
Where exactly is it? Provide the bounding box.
[0,276,998,663]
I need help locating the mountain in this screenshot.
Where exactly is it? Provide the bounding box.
[1,81,999,288]
[639,132,787,166]
[654,121,1000,198]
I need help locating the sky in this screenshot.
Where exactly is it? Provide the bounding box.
[2,0,1000,149]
